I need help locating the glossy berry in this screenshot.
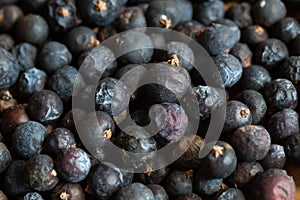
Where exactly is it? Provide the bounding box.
[235,90,267,125]
[55,148,91,183]
[146,0,180,29]
[28,90,64,123]
[231,125,271,161]
[267,109,299,141]
[150,103,188,144]
[38,41,72,74]
[16,14,49,45]
[165,170,193,197]
[147,63,191,103]
[263,79,297,111]
[78,45,117,81]
[12,42,37,71]
[47,65,85,102]
[254,38,289,69]
[0,142,11,173]
[24,192,44,200]
[135,165,170,185]
[239,65,271,91]
[229,43,253,68]
[197,23,237,56]
[231,162,264,188]
[0,5,23,32]
[0,48,20,90]
[77,0,121,27]
[11,121,47,159]
[175,20,205,40]
[201,141,237,179]
[273,17,300,43]
[281,56,300,85]
[285,134,300,159]
[25,154,59,191]
[3,160,31,195]
[249,169,295,200]
[213,53,243,88]
[48,0,82,33]
[43,128,76,158]
[114,183,154,200]
[85,162,129,199]
[164,41,194,71]
[192,85,224,120]
[194,0,224,26]
[16,68,48,99]
[0,34,14,51]
[62,108,87,133]
[51,182,84,200]
[116,6,147,32]
[252,0,287,27]
[116,31,153,64]
[223,101,252,134]
[226,3,252,29]
[77,111,115,149]
[242,25,269,47]
[217,188,245,200]
[64,26,98,56]
[261,144,286,169]
[113,125,156,168]
[148,184,169,200]
[95,78,130,115]
[1,104,29,138]
[194,172,223,196]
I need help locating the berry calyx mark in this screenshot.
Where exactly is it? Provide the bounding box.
[145,164,153,176]
[60,191,70,200]
[58,7,70,18]
[104,129,112,139]
[160,15,172,29]
[167,54,180,66]
[184,170,193,178]
[212,145,224,158]
[94,0,108,12]
[240,109,250,118]
[88,37,100,48]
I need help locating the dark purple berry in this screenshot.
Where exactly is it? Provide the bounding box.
[165,170,193,197]
[28,90,64,123]
[148,184,169,200]
[116,6,147,32]
[230,125,271,161]
[217,188,245,200]
[24,192,44,200]
[242,25,269,47]
[51,182,84,200]
[0,5,23,32]
[194,172,223,196]
[0,142,11,173]
[114,183,155,200]
[174,20,205,40]
[226,2,253,29]
[55,148,91,183]
[12,42,37,71]
[285,134,300,159]
[273,17,300,43]
[261,144,286,169]
[194,0,224,26]
[175,193,202,200]
[281,56,300,85]
[229,43,253,68]
[25,154,59,191]
[0,34,14,51]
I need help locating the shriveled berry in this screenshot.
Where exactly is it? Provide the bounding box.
[273,17,300,43]
[0,34,14,51]
[12,121,47,159]
[249,169,295,200]
[261,144,286,169]
[12,42,37,71]
[24,192,44,200]
[0,48,20,90]
[263,79,297,111]
[231,125,271,161]
[25,154,59,191]
[281,56,300,85]
[267,109,299,141]
[55,148,91,183]
[254,38,289,69]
